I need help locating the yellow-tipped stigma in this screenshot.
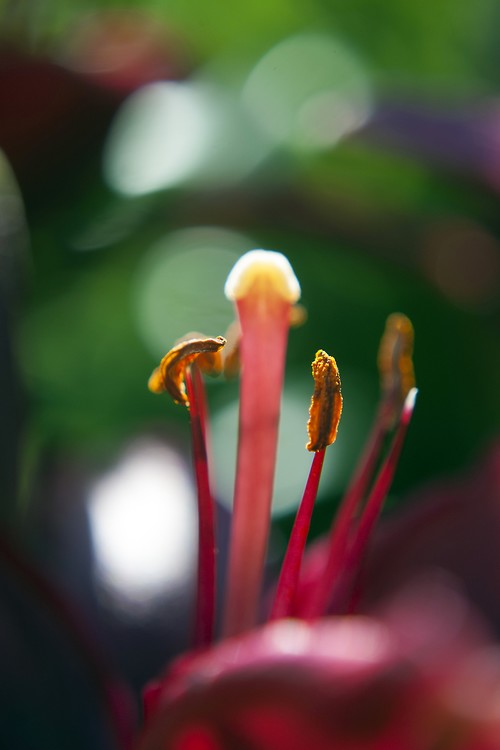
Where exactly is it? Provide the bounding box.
[306,350,343,452]
[378,313,415,409]
[224,249,301,304]
[148,335,226,406]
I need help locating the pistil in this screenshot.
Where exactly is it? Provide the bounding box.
[222,250,300,637]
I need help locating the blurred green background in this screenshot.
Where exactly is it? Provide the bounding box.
[3,0,498,502]
[1,1,500,745]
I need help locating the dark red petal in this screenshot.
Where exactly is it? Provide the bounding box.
[140,605,500,750]
[358,442,500,629]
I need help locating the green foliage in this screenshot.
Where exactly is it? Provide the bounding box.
[3,0,500,520]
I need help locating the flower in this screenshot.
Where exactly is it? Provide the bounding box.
[140,587,500,750]
[139,249,500,750]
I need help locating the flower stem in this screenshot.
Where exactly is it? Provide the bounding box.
[270,449,325,621]
[185,365,216,648]
[303,410,386,618]
[329,388,417,613]
[305,390,416,618]
[222,294,291,637]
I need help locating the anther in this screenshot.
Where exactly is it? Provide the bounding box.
[148,335,226,406]
[306,350,343,452]
[377,313,415,411]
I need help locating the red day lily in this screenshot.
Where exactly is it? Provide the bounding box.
[140,585,500,750]
[139,250,500,750]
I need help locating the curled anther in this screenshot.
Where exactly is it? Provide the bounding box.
[306,350,343,452]
[378,313,415,416]
[148,335,226,406]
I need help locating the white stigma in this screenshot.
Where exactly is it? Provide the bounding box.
[224,249,301,303]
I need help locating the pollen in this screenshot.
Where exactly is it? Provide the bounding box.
[148,335,226,406]
[224,249,301,304]
[290,303,307,328]
[306,350,343,452]
[378,313,415,407]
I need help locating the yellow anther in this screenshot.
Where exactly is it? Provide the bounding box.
[377,313,415,410]
[148,335,226,406]
[290,303,307,328]
[148,367,166,395]
[306,350,343,452]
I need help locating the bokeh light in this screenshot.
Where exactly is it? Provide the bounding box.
[104,79,269,195]
[0,150,28,304]
[104,81,213,195]
[421,219,500,313]
[134,227,255,358]
[60,9,176,92]
[242,32,373,152]
[87,439,197,614]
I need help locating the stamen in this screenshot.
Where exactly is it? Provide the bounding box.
[306,350,343,452]
[302,315,416,619]
[148,335,226,405]
[222,250,300,637]
[148,334,226,648]
[302,427,385,619]
[378,313,415,428]
[184,366,217,647]
[328,388,418,614]
[270,351,342,621]
[290,303,308,328]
